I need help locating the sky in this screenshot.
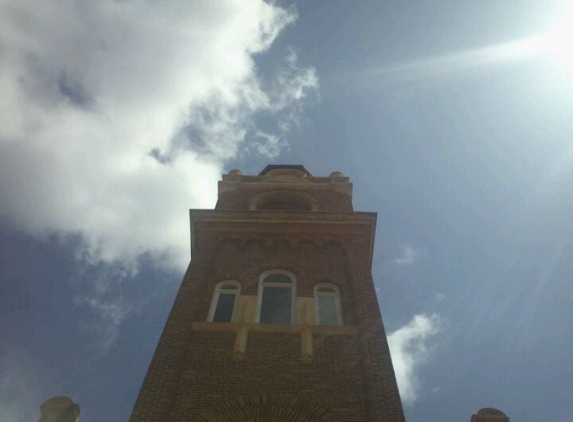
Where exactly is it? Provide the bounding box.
[0,1,572,421]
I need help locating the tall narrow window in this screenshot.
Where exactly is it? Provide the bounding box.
[258,271,296,324]
[314,283,342,325]
[208,281,240,323]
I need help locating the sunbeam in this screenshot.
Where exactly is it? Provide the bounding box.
[338,41,535,85]
[341,3,573,86]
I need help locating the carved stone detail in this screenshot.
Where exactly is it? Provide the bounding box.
[38,396,80,422]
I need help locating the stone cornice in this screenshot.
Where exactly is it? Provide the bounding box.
[189,210,377,267]
[218,179,353,196]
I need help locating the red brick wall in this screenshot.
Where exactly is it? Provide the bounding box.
[129,173,404,422]
[129,229,405,422]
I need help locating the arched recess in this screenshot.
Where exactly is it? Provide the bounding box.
[249,191,318,211]
[193,394,337,422]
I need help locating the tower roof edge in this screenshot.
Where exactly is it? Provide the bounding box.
[259,164,313,176]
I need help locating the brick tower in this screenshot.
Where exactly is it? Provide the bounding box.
[129,165,405,422]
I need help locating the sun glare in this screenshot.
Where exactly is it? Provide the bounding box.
[517,4,573,72]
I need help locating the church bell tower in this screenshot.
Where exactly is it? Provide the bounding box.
[129,165,405,421]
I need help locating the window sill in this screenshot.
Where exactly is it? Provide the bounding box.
[193,322,358,335]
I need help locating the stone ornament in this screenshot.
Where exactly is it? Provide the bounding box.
[38,396,80,422]
[471,408,509,422]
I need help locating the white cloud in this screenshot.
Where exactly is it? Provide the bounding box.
[394,244,419,266]
[0,0,318,349]
[0,0,317,272]
[250,131,283,158]
[388,313,442,405]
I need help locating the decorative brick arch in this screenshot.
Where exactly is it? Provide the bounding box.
[320,239,346,255]
[216,237,245,253]
[193,395,337,422]
[268,236,295,251]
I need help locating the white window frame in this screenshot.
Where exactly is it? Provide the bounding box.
[256,269,297,324]
[207,280,241,322]
[314,283,343,325]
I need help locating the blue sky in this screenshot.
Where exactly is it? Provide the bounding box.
[1,1,572,421]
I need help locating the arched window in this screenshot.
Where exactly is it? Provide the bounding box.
[257,270,296,324]
[249,191,317,212]
[208,281,240,323]
[314,283,342,325]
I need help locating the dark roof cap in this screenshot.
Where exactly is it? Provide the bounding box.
[259,165,313,177]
